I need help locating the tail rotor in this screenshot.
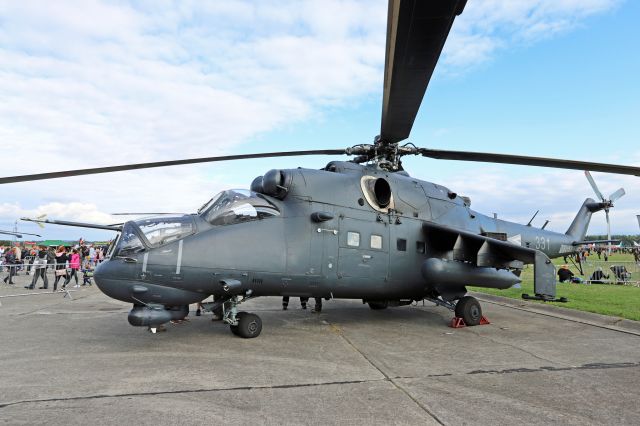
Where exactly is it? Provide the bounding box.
[584,171,626,254]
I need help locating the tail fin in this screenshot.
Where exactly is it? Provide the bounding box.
[565,198,604,242]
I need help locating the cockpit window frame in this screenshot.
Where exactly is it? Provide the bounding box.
[135,215,197,249]
[114,222,147,257]
[200,189,281,227]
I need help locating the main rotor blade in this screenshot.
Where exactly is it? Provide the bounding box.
[609,188,625,203]
[380,0,467,144]
[584,171,605,201]
[0,149,346,184]
[419,148,640,176]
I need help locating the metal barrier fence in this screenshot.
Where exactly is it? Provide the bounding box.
[0,289,75,306]
[1,258,103,294]
[0,258,105,271]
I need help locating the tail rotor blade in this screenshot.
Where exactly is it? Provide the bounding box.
[606,210,612,255]
[584,171,605,201]
[609,188,626,203]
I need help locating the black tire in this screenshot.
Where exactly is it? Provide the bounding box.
[455,296,482,326]
[230,312,262,338]
[368,301,388,310]
[230,324,240,336]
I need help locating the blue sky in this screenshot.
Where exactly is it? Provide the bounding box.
[0,0,638,242]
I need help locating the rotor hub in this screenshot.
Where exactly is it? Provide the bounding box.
[345,136,422,171]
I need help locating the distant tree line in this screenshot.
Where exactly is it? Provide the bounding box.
[585,234,640,246]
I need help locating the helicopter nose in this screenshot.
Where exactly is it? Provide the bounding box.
[94,259,206,306]
[93,260,136,303]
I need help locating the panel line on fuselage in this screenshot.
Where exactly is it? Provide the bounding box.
[176,240,183,274]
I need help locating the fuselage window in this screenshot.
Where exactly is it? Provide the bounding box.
[371,234,382,250]
[347,231,360,247]
[397,238,407,252]
[416,241,426,254]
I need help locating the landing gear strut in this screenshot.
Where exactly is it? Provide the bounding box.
[223,295,262,338]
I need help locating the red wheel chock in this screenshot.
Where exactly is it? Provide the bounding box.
[449,316,490,328]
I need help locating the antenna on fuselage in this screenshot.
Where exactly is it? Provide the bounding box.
[526,210,540,227]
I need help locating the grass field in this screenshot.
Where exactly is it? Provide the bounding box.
[470,253,640,321]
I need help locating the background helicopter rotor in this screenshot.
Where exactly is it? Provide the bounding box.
[584,171,626,255]
[0,229,42,238]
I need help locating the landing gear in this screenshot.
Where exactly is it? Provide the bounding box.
[368,301,388,310]
[230,312,262,338]
[222,294,262,338]
[454,296,482,326]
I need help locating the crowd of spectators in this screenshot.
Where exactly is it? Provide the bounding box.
[1,242,107,291]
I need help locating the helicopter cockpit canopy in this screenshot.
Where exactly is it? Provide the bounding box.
[114,216,195,255]
[199,189,280,226]
[135,216,195,247]
[116,224,145,256]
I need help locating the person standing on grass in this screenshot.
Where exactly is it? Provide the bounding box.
[63,248,81,288]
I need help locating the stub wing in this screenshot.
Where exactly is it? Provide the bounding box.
[422,222,556,298]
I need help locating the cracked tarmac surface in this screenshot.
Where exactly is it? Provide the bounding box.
[1,276,639,425]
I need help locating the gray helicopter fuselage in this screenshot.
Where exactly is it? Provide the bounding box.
[94,161,589,307]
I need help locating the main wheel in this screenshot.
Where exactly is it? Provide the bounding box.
[230,312,262,338]
[368,301,388,310]
[455,296,482,326]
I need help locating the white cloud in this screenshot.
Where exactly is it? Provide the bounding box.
[443,0,621,70]
[0,0,633,240]
[0,202,112,224]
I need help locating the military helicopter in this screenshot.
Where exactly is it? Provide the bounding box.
[4,0,640,338]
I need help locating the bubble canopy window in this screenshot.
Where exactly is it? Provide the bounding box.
[199,190,280,226]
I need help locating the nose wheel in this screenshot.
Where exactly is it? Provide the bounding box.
[222,294,263,338]
[229,312,262,338]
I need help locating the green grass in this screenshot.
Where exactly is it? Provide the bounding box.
[470,253,640,321]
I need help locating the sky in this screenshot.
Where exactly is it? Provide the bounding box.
[0,0,639,242]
